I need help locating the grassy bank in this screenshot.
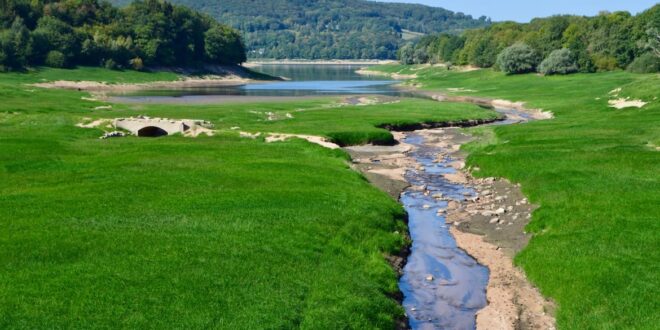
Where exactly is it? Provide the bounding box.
[0,68,497,328]
[372,65,660,329]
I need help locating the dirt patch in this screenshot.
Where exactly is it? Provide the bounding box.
[355,68,417,80]
[608,98,647,109]
[451,228,556,330]
[344,132,414,198]
[76,118,111,129]
[265,133,340,149]
[32,76,250,93]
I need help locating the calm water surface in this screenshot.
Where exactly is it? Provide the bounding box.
[112,64,406,100]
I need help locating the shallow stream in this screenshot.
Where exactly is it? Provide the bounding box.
[399,133,488,330]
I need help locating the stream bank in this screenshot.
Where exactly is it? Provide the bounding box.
[345,99,556,330]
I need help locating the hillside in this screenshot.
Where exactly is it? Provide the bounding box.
[109,0,489,59]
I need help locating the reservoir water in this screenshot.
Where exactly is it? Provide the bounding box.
[110,64,409,102]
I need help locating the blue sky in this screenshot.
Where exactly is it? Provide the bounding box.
[374,0,658,22]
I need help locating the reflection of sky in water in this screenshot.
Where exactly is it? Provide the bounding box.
[400,133,488,330]
[110,65,411,99]
[242,80,398,94]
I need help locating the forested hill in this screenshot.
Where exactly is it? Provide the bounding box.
[0,0,246,71]
[109,0,490,59]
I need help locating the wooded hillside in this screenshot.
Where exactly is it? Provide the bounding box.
[110,0,490,60]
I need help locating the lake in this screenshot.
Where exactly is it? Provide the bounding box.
[110,64,408,103]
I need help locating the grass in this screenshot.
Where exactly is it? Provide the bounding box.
[0,68,497,328]
[371,65,660,329]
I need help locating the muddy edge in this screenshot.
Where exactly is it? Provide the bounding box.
[344,96,556,330]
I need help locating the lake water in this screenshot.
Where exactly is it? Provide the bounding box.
[111,64,406,101]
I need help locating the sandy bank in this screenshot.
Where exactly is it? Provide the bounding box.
[31,76,251,92]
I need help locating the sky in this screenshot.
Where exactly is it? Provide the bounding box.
[374,0,658,22]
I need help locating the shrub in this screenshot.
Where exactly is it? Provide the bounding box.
[496,43,540,74]
[627,53,659,73]
[592,54,618,71]
[539,49,578,75]
[104,59,118,70]
[45,50,66,68]
[129,57,144,71]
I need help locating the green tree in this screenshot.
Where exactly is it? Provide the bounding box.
[538,48,578,75]
[496,43,540,74]
[204,25,246,64]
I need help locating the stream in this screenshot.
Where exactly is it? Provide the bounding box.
[399,133,488,330]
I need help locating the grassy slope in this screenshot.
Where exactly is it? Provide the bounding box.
[374,65,660,329]
[0,68,496,328]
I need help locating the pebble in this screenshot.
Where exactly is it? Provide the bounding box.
[489,217,499,224]
[425,275,434,282]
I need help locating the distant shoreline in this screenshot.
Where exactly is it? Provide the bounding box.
[244,59,398,67]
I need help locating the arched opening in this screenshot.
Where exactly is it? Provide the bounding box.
[137,126,168,137]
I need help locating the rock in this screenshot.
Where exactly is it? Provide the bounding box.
[507,206,513,212]
[481,190,492,196]
[422,204,431,209]
[447,201,460,210]
[495,208,506,215]
[99,131,125,139]
[489,217,499,224]
[432,193,443,199]
[425,275,434,282]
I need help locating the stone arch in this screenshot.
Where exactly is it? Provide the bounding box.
[137,126,168,137]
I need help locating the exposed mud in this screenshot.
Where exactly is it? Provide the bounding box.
[32,76,251,92]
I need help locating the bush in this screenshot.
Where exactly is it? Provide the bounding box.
[627,53,659,73]
[539,49,578,75]
[45,50,66,68]
[592,54,618,71]
[496,43,540,74]
[129,57,144,71]
[104,59,118,70]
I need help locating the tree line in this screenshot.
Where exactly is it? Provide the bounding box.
[0,0,247,71]
[108,0,490,60]
[399,5,660,74]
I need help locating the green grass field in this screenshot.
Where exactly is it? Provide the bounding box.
[373,65,660,329]
[0,67,497,328]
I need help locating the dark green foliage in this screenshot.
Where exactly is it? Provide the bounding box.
[0,0,247,70]
[205,25,246,64]
[398,44,415,65]
[496,43,539,74]
[109,0,489,60]
[627,52,660,73]
[538,48,578,75]
[45,50,66,68]
[402,4,659,73]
